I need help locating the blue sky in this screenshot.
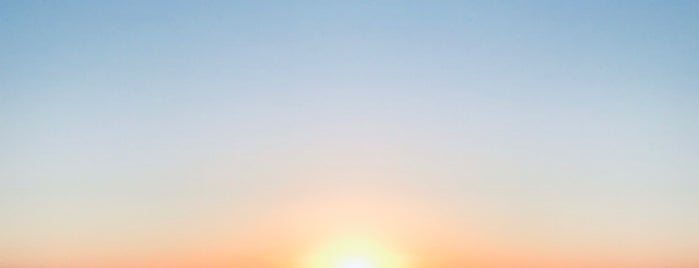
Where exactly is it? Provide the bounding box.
[2,1,698,266]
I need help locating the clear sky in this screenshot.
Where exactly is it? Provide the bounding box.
[2,1,698,267]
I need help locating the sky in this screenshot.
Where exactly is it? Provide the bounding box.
[1,1,698,267]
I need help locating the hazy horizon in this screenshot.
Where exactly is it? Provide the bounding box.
[2,1,698,267]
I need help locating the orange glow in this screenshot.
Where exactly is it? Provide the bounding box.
[300,236,413,268]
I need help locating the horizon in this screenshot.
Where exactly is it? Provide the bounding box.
[2,1,698,267]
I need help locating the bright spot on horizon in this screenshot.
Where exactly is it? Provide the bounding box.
[302,236,411,268]
[336,256,376,268]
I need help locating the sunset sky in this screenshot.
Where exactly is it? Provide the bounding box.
[2,1,698,268]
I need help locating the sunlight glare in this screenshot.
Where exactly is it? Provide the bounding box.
[302,236,411,268]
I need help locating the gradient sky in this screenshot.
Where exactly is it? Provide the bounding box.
[2,1,699,267]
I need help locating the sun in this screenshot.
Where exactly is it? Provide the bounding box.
[335,256,377,268]
[301,236,411,268]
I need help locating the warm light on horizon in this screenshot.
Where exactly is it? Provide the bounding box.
[3,1,698,268]
[301,236,413,268]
